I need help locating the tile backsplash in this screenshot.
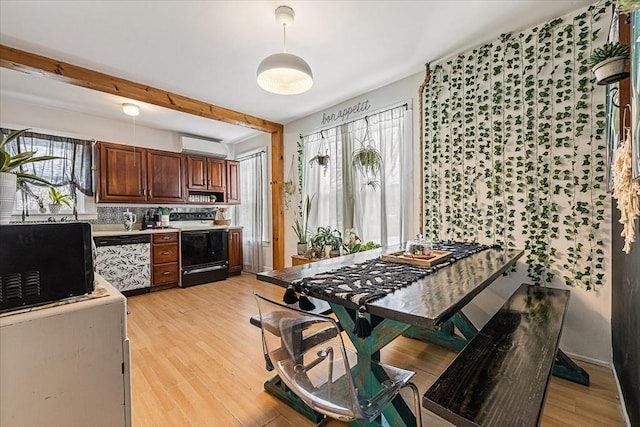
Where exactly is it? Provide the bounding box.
[95,205,231,224]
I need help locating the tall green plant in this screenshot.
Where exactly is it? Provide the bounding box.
[0,129,58,186]
[291,194,314,244]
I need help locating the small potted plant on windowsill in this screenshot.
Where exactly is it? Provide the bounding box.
[311,226,342,258]
[589,42,630,85]
[48,186,72,214]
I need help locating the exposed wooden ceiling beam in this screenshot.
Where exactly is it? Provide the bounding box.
[0,44,283,134]
[0,43,286,269]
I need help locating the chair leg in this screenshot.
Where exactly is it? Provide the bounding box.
[402,382,422,427]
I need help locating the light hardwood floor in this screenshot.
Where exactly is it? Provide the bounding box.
[127,273,625,427]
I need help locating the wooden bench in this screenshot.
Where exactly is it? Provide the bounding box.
[422,283,570,427]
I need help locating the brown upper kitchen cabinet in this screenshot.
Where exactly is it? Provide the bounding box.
[226,160,240,204]
[98,141,148,203]
[186,155,226,192]
[146,149,186,203]
[97,141,185,203]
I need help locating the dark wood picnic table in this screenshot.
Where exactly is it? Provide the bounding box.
[257,244,524,426]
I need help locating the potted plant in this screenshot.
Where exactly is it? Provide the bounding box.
[589,42,630,85]
[352,142,383,189]
[311,226,342,257]
[0,129,58,224]
[48,186,72,214]
[619,0,640,13]
[342,229,363,254]
[309,134,330,175]
[342,229,381,254]
[292,194,314,255]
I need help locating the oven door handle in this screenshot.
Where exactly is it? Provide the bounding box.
[183,264,228,275]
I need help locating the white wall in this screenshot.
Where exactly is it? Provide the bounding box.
[234,132,273,270]
[284,72,426,264]
[1,97,181,151]
[283,73,613,365]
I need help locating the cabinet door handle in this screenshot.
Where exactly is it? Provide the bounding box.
[162,251,171,255]
[162,271,171,275]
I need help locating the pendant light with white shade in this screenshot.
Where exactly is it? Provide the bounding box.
[257,6,313,95]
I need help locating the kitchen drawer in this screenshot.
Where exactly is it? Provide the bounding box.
[153,243,179,264]
[153,263,179,286]
[152,232,178,244]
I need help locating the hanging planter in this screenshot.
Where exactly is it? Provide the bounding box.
[352,119,383,189]
[589,42,630,85]
[309,131,330,175]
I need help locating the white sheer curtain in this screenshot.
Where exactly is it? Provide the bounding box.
[301,106,406,247]
[236,151,266,273]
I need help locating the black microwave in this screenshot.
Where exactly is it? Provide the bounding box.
[0,222,95,313]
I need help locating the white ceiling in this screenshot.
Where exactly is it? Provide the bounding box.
[0,0,593,143]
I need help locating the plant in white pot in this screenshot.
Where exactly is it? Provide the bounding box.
[589,42,630,85]
[292,194,314,255]
[48,186,72,214]
[0,129,58,224]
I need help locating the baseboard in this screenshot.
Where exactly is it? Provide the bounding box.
[561,350,611,368]
[612,364,632,427]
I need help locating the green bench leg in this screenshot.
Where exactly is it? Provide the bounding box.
[553,349,590,386]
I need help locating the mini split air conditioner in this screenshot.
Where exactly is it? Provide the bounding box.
[180,135,228,158]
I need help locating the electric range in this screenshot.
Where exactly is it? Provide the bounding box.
[169,212,229,287]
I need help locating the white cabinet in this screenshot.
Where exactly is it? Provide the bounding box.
[0,275,131,427]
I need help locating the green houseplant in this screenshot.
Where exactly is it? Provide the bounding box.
[292,194,314,254]
[342,229,382,254]
[352,144,383,189]
[48,186,72,214]
[309,134,330,175]
[311,226,342,257]
[589,42,631,85]
[0,129,59,223]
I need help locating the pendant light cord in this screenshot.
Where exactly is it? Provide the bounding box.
[282,23,288,53]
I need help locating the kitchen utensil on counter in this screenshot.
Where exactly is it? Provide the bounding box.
[214,207,231,225]
[123,210,137,231]
[160,208,170,228]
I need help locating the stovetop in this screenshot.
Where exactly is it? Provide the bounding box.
[169,212,215,221]
[168,211,229,231]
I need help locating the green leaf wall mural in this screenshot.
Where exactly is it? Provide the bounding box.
[422,2,611,289]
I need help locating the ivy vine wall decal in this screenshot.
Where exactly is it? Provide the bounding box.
[422,2,611,290]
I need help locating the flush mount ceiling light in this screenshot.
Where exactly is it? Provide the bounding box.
[122,103,140,116]
[257,5,313,95]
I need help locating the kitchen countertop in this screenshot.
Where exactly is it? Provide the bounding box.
[92,226,180,237]
[92,224,242,237]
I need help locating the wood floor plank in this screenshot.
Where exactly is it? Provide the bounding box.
[126,273,625,427]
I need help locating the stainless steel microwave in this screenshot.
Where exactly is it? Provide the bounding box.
[0,222,95,313]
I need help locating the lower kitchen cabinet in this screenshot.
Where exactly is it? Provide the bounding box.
[151,232,179,289]
[228,227,243,274]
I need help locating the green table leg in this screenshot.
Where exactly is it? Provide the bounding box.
[330,304,416,427]
[263,375,325,424]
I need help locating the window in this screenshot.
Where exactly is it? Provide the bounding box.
[301,105,407,247]
[236,150,268,272]
[1,128,94,216]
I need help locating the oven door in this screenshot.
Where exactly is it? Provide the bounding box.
[180,229,228,287]
[181,230,227,268]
